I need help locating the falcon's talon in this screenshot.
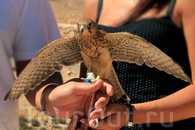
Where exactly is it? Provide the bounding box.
[80,77,86,81]
[95,75,100,81]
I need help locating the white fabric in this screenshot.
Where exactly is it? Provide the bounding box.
[0,0,61,129]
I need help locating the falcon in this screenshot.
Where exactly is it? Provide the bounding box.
[4,18,192,104]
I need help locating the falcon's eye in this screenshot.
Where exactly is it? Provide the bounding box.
[88,22,93,28]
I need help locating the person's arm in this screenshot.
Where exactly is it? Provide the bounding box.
[83,0,98,22]
[16,60,114,119]
[83,0,136,27]
[181,0,195,83]
[130,0,195,124]
[80,0,195,129]
[16,60,63,109]
[81,84,195,129]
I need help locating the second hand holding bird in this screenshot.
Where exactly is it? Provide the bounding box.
[82,72,101,128]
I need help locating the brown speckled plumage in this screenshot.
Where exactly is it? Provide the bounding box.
[4,18,192,103]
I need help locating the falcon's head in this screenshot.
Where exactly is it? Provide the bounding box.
[77,18,98,36]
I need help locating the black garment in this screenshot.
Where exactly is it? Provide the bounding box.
[96,0,195,129]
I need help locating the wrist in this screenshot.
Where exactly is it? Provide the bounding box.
[41,84,58,117]
[126,104,134,127]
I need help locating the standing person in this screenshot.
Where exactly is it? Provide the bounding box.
[79,0,195,129]
[1,1,113,129]
[0,0,61,129]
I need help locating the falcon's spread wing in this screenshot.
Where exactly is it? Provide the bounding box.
[106,32,192,84]
[4,36,83,101]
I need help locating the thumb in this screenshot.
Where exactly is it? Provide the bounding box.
[74,80,104,95]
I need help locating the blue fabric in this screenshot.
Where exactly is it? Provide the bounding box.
[84,79,92,83]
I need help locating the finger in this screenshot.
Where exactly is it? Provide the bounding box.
[80,117,97,128]
[68,114,80,130]
[89,119,98,128]
[86,105,128,129]
[90,106,106,119]
[88,114,123,129]
[89,104,116,121]
[80,123,90,130]
[76,79,114,96]
[80,118,90,127]
[73,80,105,95]
[100,79,114,96]
[94,90,110,109]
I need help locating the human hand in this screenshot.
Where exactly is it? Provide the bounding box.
[43,78,114,118]
[75,104,129,130]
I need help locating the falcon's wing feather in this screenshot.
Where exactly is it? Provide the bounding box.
[109,65,130,104]
[106,32,192,84]
[4,36,83,101]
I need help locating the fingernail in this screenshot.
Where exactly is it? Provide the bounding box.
[89,120,95,127]
[73,115,78,120]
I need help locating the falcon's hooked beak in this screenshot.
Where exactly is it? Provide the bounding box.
[80,25,85,33]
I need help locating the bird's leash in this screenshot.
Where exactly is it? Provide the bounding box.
[83,72,99,128]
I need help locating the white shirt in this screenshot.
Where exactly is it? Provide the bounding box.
[0,0,61,129]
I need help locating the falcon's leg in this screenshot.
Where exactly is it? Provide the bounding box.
[81,51,92,73]
[81,51,101,81]
[84,49,112,128]
[81,52,99,127]
[98,48,113,79]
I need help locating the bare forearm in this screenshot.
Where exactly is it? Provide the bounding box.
[25,72,63,111]
[132,84,195,124]
[16,60,62,110]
